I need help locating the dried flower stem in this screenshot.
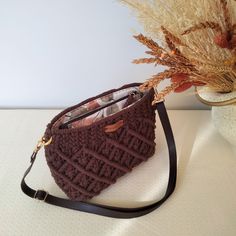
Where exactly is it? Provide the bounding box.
[152,79,196,104]
[220,0,232,32]
[182,21,223,35]
[133,58,157,64]
[133,34,165,55]
[161,26,186,46]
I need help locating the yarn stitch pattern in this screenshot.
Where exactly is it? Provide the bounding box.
[44,83,156,201]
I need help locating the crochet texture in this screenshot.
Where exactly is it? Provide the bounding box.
[44,84,156,201]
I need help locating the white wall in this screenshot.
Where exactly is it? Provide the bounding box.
[0,0,208,109]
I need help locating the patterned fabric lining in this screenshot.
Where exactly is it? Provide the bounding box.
[54,87,144,129]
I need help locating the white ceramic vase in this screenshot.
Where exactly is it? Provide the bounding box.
[197,88,236,146]
[212,104,236,146]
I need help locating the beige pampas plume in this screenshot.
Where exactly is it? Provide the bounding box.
[120,0,236,103]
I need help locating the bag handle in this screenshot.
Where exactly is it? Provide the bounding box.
[21,101,177,219]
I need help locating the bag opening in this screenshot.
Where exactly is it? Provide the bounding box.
[53,86,145,129]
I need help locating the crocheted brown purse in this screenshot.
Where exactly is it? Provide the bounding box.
[21,83,177,218]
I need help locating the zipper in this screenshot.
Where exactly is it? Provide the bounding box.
[59,90,142,129]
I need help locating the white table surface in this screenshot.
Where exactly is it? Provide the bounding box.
[0,109,235,236]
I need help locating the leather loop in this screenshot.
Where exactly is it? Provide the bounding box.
[34,190,48,201]
[104,120,124,133]
[21,101,177,218]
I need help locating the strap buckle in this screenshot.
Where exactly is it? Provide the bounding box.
[34,190,48,201]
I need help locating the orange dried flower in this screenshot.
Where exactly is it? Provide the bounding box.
[214,33,230,48]
[171,73,189,83]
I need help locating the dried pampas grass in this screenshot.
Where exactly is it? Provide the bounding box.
[120,0,236,103]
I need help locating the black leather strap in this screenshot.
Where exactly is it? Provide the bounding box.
[21,102,177,218]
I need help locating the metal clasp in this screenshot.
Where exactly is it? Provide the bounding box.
[34,137,52,153]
